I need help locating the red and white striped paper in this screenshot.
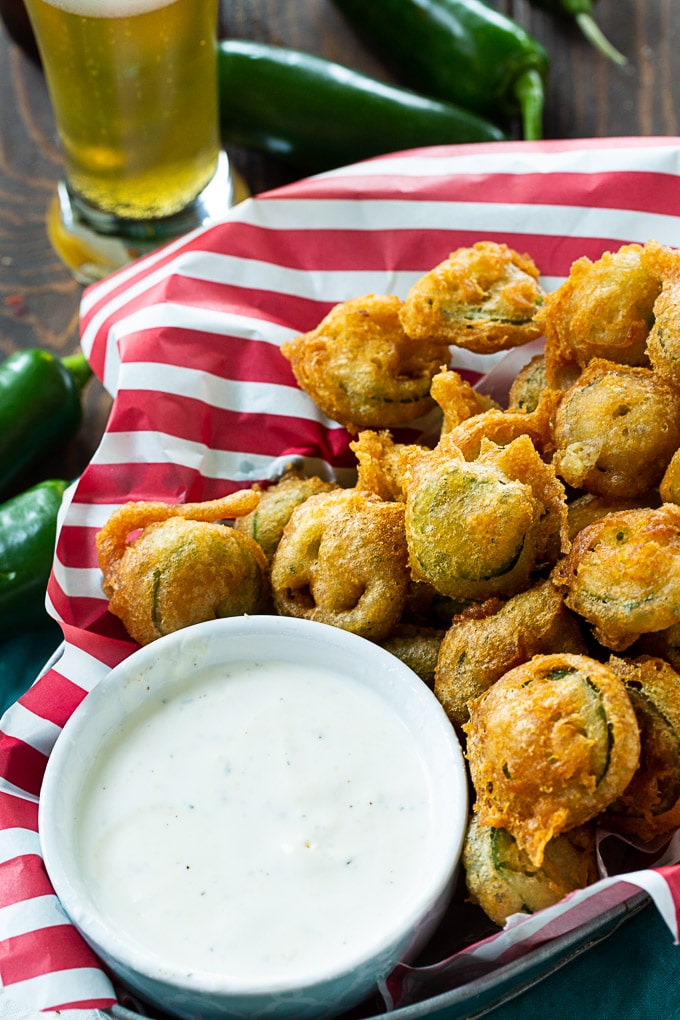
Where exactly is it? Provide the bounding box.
[3,137,680,1016]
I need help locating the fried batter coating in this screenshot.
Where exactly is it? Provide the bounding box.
[280,294,449,433]
[508,353,548,412]
[96,491,269,646]
[434,579,587,730]
[403,434,568,602]
[660,448,680,505]
[566,492,660,542]
[641,240,680,389]
[606,655,680,842]
[442,387,561,461]
[399,241,544,355]
[270,488,409,641]
[464,653,641,867]
[552,359,680,498]
[430,366,499,433]
[234,467,338,562]
[349,430,423,503]
[536,243,660,385]
[463,815,597,927]
[380,624,445,688]
[552,504,680,651]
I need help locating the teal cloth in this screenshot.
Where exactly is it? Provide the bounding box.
[477,905,680,1020]
[0,618,63,716]
[3,629,680,1020]
[410,893,680,1020]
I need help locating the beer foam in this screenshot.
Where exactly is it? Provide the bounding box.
[41,0,177,16]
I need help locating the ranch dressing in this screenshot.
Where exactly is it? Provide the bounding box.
[75,660,437,983]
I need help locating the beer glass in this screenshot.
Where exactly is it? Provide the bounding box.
[23,0,245,282]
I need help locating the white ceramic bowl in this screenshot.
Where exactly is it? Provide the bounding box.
[39,615,468,1020]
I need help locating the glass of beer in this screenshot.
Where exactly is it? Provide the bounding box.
[23,0,245,282]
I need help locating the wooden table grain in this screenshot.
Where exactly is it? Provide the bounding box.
[0,0,678,482]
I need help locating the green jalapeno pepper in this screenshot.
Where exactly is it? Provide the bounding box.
[217,39,506,175]
[330,0,549,141]
[0,478,68,634]
[0,348,91,499]
[528,0,626,65]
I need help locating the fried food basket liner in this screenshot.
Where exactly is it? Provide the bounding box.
[3,137,680,1017]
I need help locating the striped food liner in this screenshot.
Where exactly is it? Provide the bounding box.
[3,137,680,1016]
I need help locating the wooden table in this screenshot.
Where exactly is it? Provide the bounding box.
[0,0,678,482]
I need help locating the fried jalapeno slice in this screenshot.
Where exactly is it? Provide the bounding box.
[96,491,269,646]
[270,488,409,641]
[234,467,338,562]
[536,243,660,385]
[430,366,499,434]
[463,815,597,927]
[552,359,680,499]
[605,655,680,842]
[660,448,680,505]
[464,653,640,867]
[508,353,549,413]
[349,430,423,503]
[380,623,445,688]
[435,579,586,730]
[442,387,561,462]
[566,492,659,542]
[403,434,568,601]
[399,241,544,355]
[552,504,680,651]
[641,240,680,390]
[280,294,449,433]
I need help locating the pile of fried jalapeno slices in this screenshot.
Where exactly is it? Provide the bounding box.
[96,238,680,929]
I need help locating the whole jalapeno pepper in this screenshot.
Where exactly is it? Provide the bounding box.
[0,478,68,634]
[527,0,626,65]
[217,39,506,175]
[330,0,549,141]
[0,348,91,499]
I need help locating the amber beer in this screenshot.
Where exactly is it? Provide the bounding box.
[24,0,220,221]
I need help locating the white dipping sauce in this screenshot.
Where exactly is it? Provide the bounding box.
[75,660,437,983]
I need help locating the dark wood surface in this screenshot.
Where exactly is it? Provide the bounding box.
[1,0,678,483]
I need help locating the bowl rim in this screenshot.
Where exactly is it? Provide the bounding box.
[39,615,468,999]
